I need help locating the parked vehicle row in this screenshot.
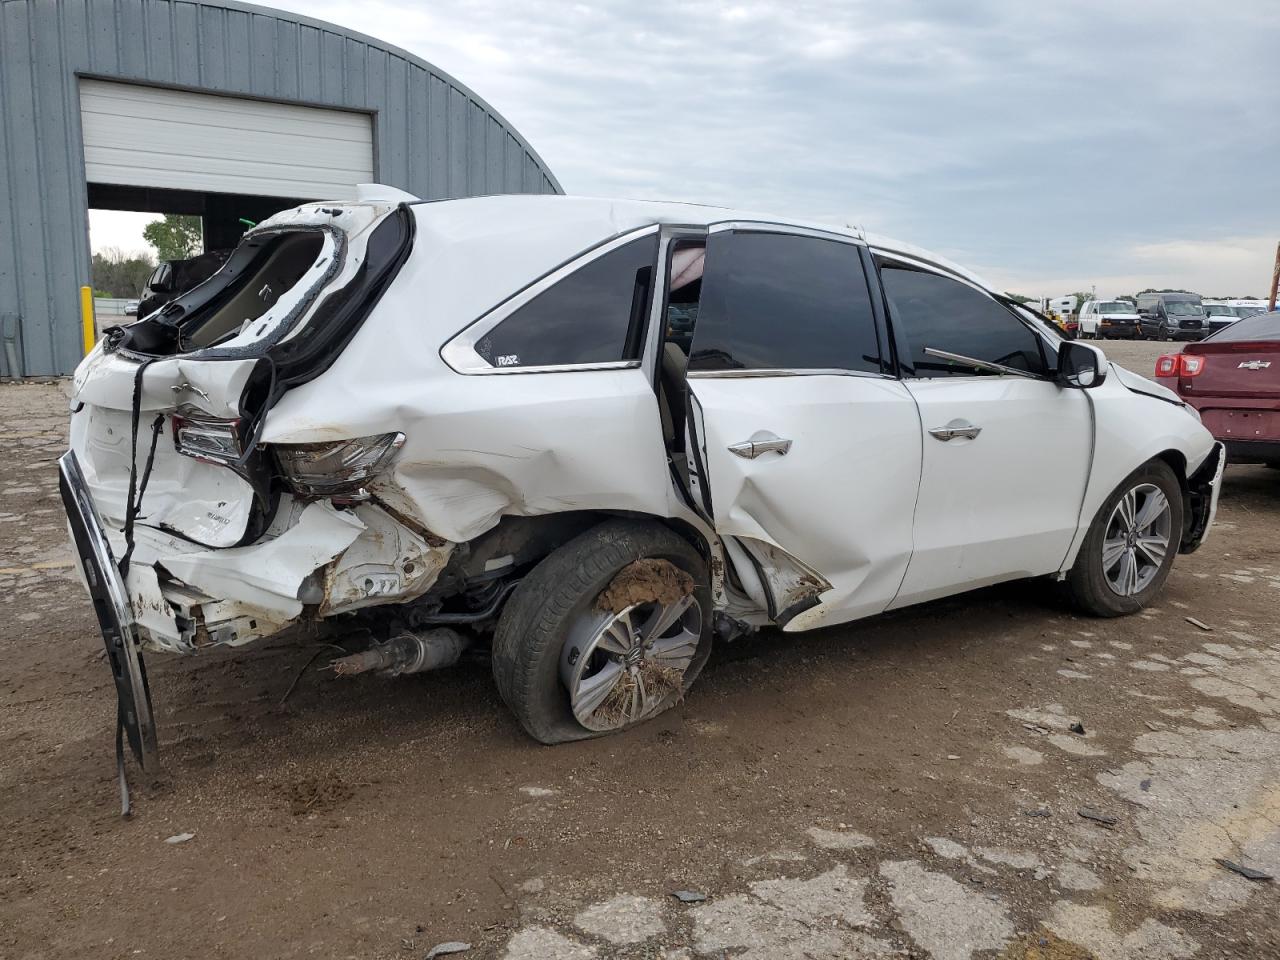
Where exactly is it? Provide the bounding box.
[1071,296,1268,343]
[62,188,1223,776]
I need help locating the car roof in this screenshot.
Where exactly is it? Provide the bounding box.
[405,194,995,292]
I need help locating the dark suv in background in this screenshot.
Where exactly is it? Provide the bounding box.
[1136,292,1207,341]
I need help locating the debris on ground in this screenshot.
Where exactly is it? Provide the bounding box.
[425,942,471,958]
[1185,616,1212,631]
[1214,859,1273,882]
[595,660,684,725]
[1069,722,1086,735]
[1022,808,1051,818]
[164,832,195,844]
[278,774,355,815]
[670,890,707,903]
[596,558,694,613]
[999,929,1094,960]
[1077,808,1119,828]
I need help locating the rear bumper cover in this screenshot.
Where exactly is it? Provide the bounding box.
[1180,441,1226,554]
[1222,439,1280,465]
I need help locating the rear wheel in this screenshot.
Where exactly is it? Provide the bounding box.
[492,521,712,744]
[1066,460,1183,616]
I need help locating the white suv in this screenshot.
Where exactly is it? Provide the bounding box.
[61,188,1223,775]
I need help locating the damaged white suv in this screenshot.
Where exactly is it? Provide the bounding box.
[62,186,1224,779]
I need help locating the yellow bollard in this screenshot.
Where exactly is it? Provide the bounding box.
[80,285,96,356]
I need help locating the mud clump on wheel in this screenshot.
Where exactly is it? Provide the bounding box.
[595,558,694,614]
[595,660,686,726]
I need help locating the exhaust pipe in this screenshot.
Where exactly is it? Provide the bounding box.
[330,627,470,678]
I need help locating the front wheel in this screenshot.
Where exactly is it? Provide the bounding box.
[492,521,712,744]
[1065,460,1184,616]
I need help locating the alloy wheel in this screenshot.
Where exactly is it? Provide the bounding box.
[1102,482,1173,596]
[559,595,702,731]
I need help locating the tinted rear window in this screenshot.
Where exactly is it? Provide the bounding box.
[475,234,658,368]
[1206,311,1280,342]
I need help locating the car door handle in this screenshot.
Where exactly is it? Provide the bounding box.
[928,419,982,442]
[728,435,793,459]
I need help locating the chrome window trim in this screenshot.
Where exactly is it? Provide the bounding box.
[441,224,661,375]
[688,368,894,380]
[709,220,866,246]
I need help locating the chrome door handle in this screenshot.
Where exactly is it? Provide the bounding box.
[929,419,982,442]
[728,435,793,459]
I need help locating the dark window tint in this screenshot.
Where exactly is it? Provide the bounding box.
[687,232,881,373]
[879,264,1048,377]
[1207,311,1280,342]
[476,234,657,368]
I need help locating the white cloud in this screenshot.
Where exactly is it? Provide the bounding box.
[93,0,1280,297]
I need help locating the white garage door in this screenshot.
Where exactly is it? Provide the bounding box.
[79,79,374,199]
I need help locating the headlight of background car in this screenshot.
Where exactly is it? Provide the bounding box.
[271,433,405,498]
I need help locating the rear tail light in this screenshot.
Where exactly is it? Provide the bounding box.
[172,412,244,463]
[1155,354,1205,378]
[272,432,405,498]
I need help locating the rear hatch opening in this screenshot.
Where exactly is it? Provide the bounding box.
[66,196,418,642]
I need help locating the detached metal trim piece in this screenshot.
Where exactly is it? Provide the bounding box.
[58,451,159,773]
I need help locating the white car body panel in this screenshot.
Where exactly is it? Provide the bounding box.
[891,377,1093,606]
[1058,366,1215,570]
[62,190,1221,663]
[687,374,922,630]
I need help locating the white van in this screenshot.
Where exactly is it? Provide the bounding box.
[1078,299,1140,339]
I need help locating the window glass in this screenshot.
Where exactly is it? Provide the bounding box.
[687,232,881,373]
[879,263,1048,378]
[475,234,657,368]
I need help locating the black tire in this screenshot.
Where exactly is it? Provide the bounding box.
[492,520,712,744]
[1065,460,1184,617]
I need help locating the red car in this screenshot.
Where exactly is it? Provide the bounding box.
[1155,310,1280,465]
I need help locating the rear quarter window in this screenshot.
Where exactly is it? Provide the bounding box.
[474,234,658,368]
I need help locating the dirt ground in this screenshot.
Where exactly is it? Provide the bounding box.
[2,339,1278,960]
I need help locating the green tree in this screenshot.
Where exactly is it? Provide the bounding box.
[91,248,156,297]
[143,214,203,260]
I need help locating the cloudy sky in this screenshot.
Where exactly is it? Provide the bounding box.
[93,0,1279,298]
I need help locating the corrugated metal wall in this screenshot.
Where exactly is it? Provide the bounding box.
[0,0,562,377]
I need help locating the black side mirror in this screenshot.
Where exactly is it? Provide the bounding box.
[1058,341,1106,389]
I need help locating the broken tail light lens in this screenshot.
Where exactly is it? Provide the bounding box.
[172,412,244,463]
[271,432,405,498]
[1155,355,1204,378]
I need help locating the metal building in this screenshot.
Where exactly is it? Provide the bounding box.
[0,0,562,377]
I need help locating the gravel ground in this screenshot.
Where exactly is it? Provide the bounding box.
[2,338,1277,960]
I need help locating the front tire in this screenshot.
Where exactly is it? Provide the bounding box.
[1066,460,1183,617]
[492,521,712,744]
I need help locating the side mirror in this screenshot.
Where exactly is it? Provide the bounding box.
[1057,341,1107,389]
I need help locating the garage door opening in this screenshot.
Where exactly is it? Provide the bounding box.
[81,78,375,324]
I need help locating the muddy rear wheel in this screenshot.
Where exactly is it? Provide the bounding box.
[492,521,712,744]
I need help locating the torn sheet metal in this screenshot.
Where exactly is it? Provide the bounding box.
[160,500,365,623]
